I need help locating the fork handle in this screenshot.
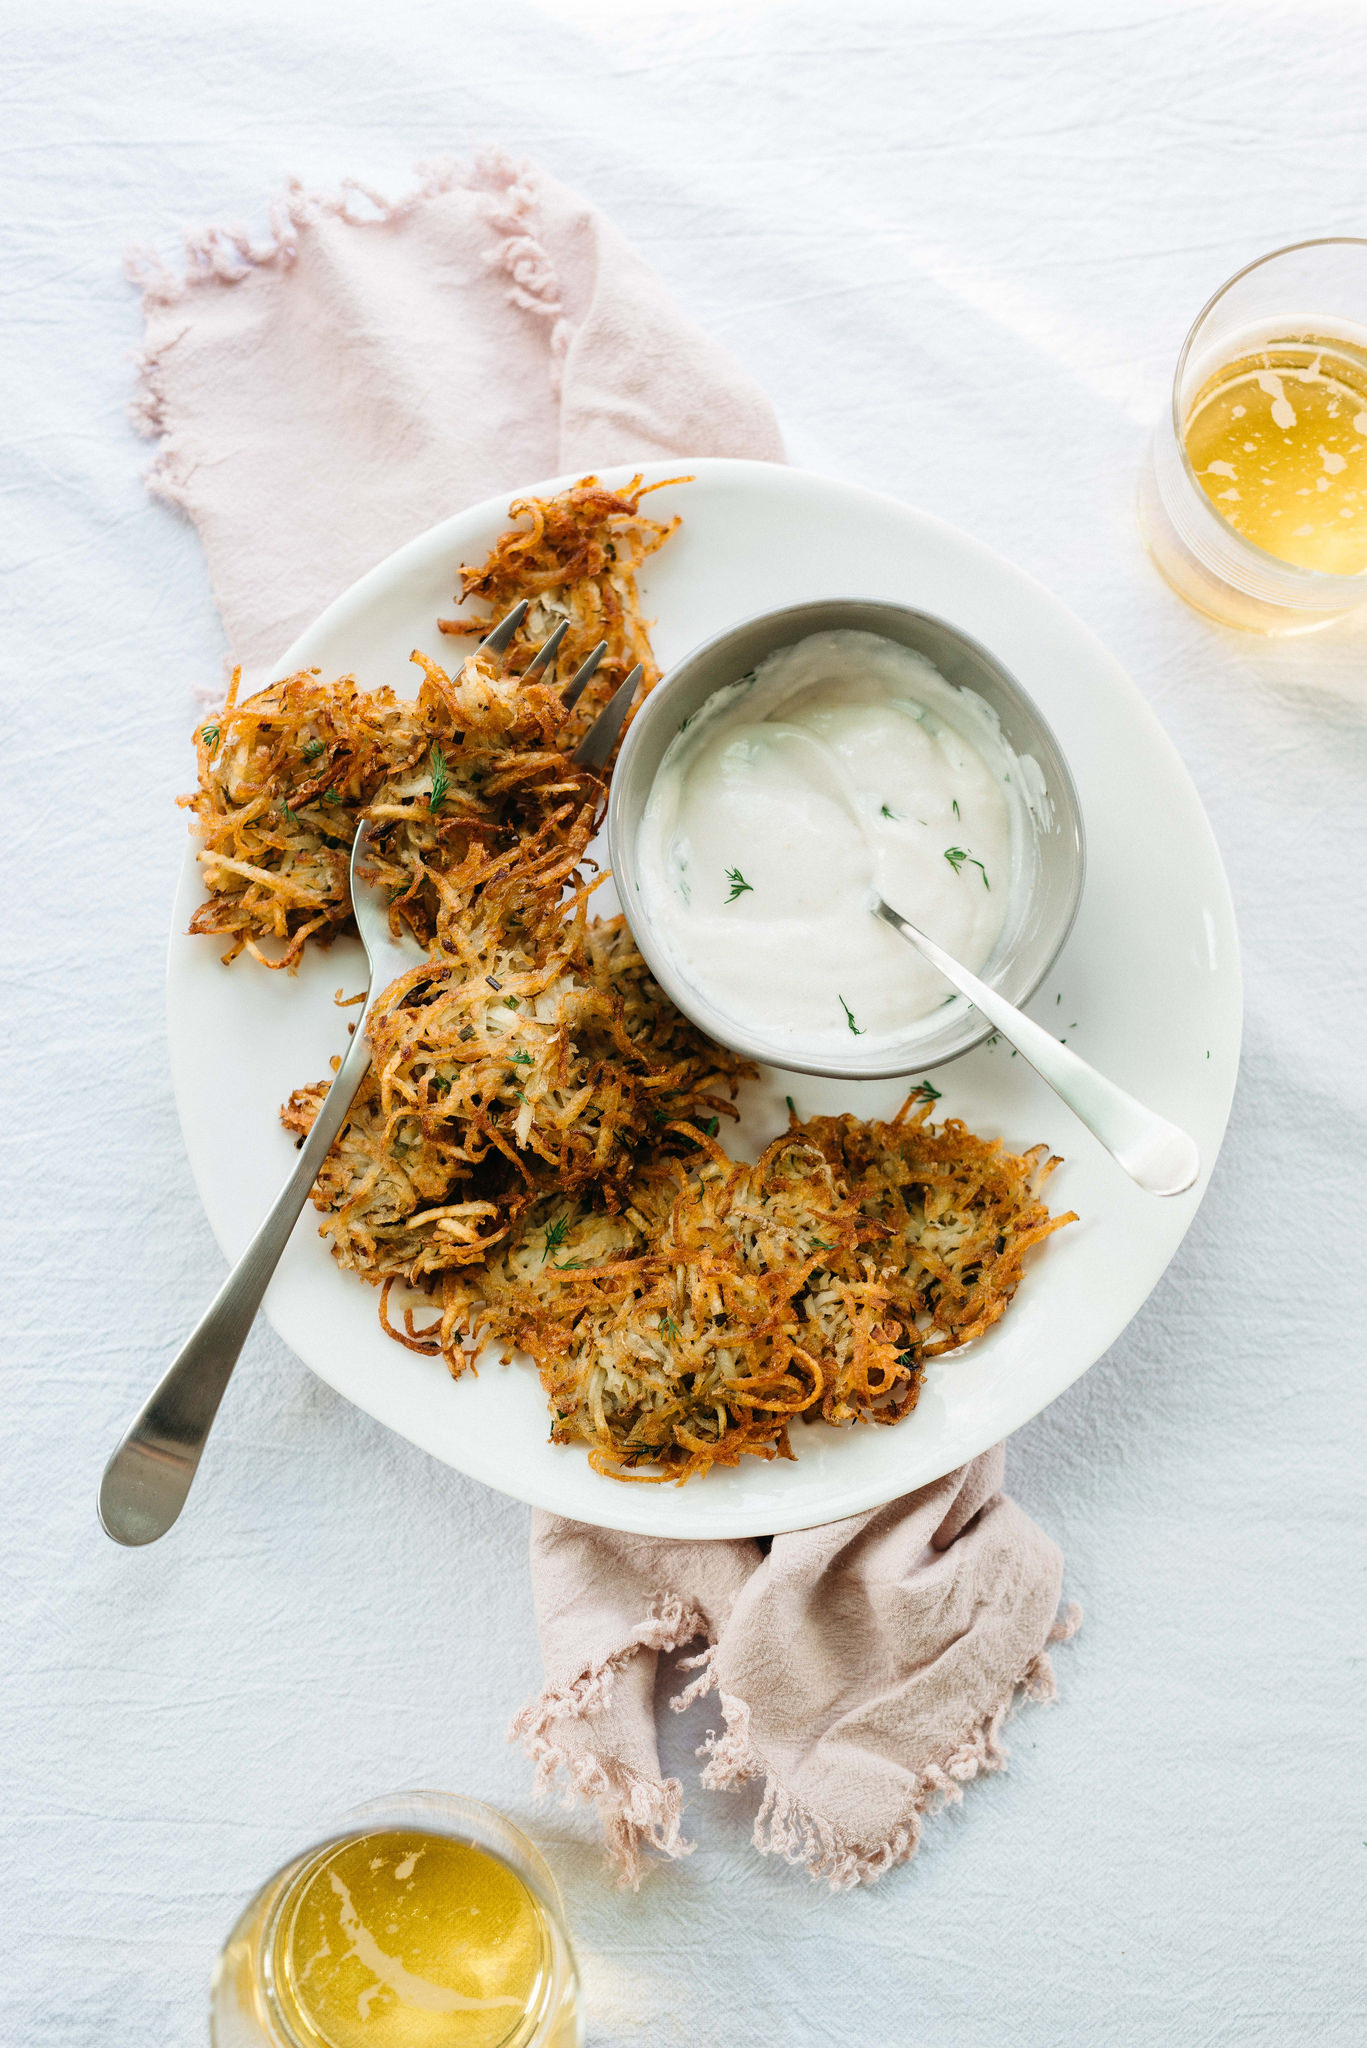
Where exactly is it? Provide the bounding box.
[97,1017,373,1546]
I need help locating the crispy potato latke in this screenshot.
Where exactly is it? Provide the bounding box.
[181,642,598,969]
[438,1099,1075,1483]
[281,902,753,1309]
[438,472,688,749]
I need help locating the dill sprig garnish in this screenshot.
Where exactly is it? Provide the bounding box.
[302,737,326,761]
[429,743,450,813]
[944,845,989,889]
[913,1079,942,1101]
[839,995,864,1036]
[200,724,221,753]
[724,866,753,902]
[509,1048,533,1067]
[542,1216,570,1262]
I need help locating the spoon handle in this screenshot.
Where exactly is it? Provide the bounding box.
[874,901,1201,1197]
[97,1019,373,1547]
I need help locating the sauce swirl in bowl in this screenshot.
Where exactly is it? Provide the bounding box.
[608,600,1084,1081]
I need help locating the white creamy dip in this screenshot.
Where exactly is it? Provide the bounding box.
[635,629,1025,1056]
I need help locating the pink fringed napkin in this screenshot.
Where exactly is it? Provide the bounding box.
[515,1448,1078,1889]
[129,151,783,673]
[130,151,1076,1891]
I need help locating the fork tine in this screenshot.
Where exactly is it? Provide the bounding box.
[562,639,608,711]
[520,618,569,682]
[571,662,643,771]
[477,598,529,656]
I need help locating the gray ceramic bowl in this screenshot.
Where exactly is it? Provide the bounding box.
[607,598,1085,1079]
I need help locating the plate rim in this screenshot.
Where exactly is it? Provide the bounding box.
[166,456,1243,1536]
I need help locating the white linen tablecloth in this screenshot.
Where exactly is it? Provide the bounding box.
[4,4,1364,2042]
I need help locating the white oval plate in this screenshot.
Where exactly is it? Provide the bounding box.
[167,459,1240,1538]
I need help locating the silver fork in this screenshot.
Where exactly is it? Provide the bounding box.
[98,614,640,1546]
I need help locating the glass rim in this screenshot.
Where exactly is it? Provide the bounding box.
[252,1791,574,2048]
[1168,235,1367,591]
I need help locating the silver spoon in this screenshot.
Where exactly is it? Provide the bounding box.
[98,631,635,1547]
[873,898,1200,1197]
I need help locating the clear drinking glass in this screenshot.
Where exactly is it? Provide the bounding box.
[211,1791,582,2048]
[1138,237,1367,632]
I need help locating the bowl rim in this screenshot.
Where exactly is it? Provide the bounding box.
[606,596,1087,1079]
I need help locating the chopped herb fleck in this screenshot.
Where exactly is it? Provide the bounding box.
[302,738,326,761]
[429,742,450,813]
[724,866,753,902]
[504,996,519,1010]
[553,1259,584,1271]
[432,1075,452,1095]
[322,788,341,805]
[509,1048,533,1067]
[281,802,299,826]
[952,798,960,820]
[944,845,989,888]
[700,1116,719,1138]
[809,1237,834,1252]
[785,1094,797,1117]
[880,804,899,820]
[839,994,864,1036]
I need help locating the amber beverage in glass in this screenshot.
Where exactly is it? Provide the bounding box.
[1139,238,1367,632]
[211,1792,582,2048]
